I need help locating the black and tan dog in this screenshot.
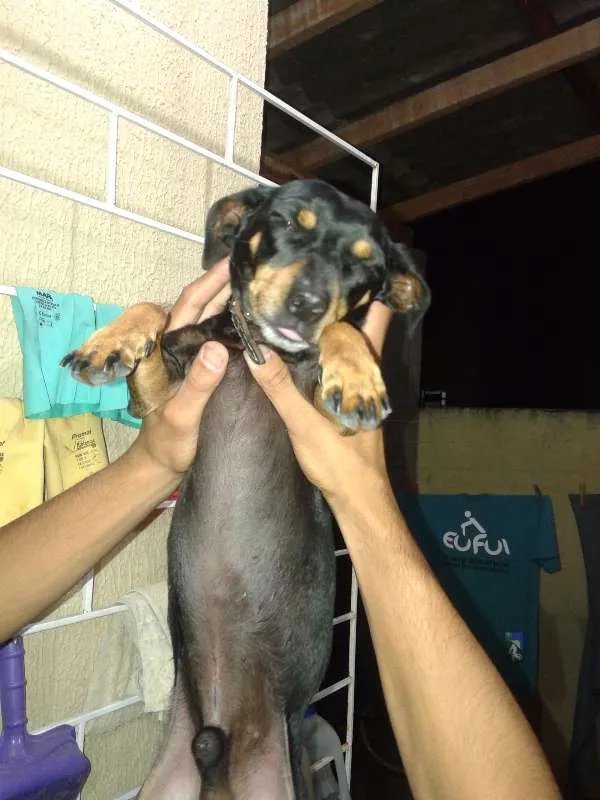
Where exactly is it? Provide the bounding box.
[62,179,429,799]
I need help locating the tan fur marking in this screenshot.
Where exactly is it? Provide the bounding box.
[127,346,176,418]
[66,303,176,417]
[312,283,343,343]
[297,208,317,230]
[248,261,304,318]
[389,273,421,312]
[214,199,245,235]
[355,290,371,309]
[351,239,372,259]
[249,231,262,256]
[315,321,387,434]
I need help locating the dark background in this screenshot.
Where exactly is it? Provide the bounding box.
[415,160,600,411]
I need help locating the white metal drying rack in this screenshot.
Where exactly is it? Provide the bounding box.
[0,2,380,796]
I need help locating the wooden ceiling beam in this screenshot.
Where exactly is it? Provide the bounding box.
[280,17,600,171]
[513,0,600,127]
[381,134,600,222]
[268,0,382,60]
[260,151,313,183]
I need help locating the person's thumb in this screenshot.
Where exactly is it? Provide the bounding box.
[244,346,318,436]
[169,341,229,425]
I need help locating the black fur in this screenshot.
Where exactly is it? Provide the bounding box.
[158,179,430,798]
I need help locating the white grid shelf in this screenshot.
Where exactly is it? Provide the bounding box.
[0,2,380,796]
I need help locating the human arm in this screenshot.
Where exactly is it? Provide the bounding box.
[0,260,231,642]
[245,307,560,800]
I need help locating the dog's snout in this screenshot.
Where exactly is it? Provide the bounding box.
[286,287,330,321]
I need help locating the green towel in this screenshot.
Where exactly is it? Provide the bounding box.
[94,303,141,428]
[11,288,141,428]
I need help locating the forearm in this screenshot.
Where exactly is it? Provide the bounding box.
[0,445,179,642]
[330,478,560,800]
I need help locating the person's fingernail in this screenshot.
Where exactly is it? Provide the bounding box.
[245,345,273,366]
[200,342,228,372]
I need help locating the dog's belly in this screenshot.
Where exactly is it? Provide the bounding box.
[168,352,335,730]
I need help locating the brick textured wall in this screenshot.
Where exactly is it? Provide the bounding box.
[0,1,267,795]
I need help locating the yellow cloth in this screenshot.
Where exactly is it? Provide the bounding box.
[84,581,173,733]
[0,398,45,526]
[44,414,108,499]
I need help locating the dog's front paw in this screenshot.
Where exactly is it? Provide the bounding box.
[316,321,392,434]
[318,358,391,433]
[317,352,391,434]
[60,303,167,386]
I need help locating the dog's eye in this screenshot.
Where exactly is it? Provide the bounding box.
[271,211,294,229]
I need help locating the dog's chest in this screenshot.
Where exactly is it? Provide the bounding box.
[168,352,323,600]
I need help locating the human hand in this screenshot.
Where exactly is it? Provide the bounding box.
[134,258,231,478]
[244,302,394,509]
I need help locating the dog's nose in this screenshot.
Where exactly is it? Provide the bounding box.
[286,288,330,321]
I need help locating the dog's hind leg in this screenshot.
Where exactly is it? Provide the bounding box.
[287,710,311,800]
[139,671,201,800]
[227,711,296,800]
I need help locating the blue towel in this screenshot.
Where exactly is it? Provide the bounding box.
[11,289,141,428]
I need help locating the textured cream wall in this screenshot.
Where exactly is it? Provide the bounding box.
[0,1,267,796]
[418,408,600,784]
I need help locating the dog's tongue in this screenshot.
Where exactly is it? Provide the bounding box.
[277,327,304,342]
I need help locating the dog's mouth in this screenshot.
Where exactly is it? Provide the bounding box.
[232,290,313,354]
[255,316,312,353]
[274,326,305,343]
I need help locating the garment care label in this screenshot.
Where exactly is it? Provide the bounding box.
[32,290,61,328]
[65,427,106,477]
[44,415,109,499]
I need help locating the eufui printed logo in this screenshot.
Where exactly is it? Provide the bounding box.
[443,510,510,557]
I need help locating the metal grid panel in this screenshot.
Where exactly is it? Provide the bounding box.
[0,2,380,795]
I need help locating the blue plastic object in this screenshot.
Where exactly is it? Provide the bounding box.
[0,637,90,799]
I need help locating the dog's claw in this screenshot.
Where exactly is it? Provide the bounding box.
[104,352,120,370]
[367,399,377,420]
[331,390,342,414]
[320,359,389,434]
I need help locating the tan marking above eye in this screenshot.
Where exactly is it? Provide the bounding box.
[297,208,317,230]
[351,239,372,259]
[355,290,371,308]
[249,231,262,256]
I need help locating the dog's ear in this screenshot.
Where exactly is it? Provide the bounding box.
[203,185,274,268]
[376,242,431,333]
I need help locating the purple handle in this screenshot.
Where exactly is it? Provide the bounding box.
[0,637,27,735]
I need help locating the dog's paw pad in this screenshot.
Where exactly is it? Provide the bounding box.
[320,358,391,433]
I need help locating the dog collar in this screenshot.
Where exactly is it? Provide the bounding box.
[228,296,266,365]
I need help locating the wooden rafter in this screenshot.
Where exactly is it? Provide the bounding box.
[280,17,600,171]
[380,134,600,222]
[513,0,600,127]
[261,151,312,183]
[268,0,382,59]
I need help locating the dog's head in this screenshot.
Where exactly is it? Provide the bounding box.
[204,179,430,354]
